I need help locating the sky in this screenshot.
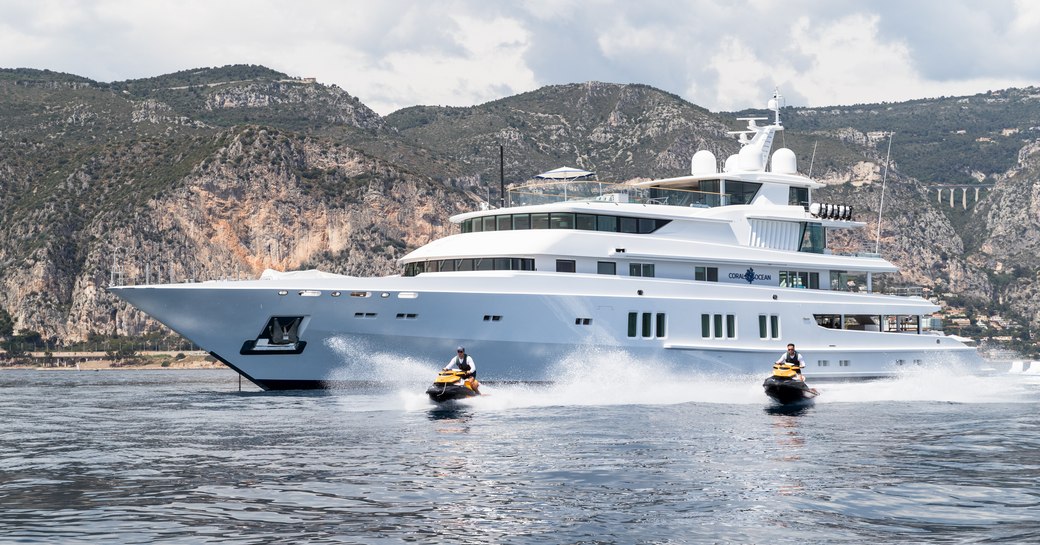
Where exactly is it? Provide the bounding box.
[1,0,1038,116]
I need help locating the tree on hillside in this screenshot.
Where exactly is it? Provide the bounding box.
[0,307,12,339]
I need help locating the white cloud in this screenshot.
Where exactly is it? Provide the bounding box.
[0,0,1036,115]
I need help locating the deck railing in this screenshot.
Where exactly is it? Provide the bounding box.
[506,180,727,208]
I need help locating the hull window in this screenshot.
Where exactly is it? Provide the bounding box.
[556,260,576,273]
[629,263,655,277]
[701,314,736,338]
[759,314,781,339]
[627,312,664,338]
[695,266,718,282]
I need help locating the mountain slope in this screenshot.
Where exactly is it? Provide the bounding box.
[0,66,1035,352]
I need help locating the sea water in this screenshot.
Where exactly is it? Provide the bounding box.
[1,360,1038,544]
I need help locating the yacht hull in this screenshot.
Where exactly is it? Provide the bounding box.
[110,273,982,390]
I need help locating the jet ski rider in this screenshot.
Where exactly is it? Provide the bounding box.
[776,343,806,379]
[445,346,481,394]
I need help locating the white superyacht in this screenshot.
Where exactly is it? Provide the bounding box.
[111,93,981,389]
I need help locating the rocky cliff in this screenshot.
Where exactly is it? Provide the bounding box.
[0,66,1035,349]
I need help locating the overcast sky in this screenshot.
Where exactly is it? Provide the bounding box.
[1,0,1037,115]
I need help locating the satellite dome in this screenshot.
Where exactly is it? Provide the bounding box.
[771,148,797,174]
[737,146,763,171]
[691,150,718,175]
[723,154,739,173]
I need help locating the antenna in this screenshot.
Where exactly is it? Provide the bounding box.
[767,87,784,126]
[499,145,505,207]
[875,133,894,254]
[808,141,818,178]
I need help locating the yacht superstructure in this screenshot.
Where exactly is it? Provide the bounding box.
[111,92,981,390]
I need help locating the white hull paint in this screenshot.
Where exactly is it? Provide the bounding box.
[111,271,980,389]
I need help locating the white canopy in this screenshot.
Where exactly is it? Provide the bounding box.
[535,166,595,180]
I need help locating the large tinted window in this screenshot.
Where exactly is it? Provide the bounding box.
[550,213,575,229]
[726,181,762,205]
[576,214,597,230]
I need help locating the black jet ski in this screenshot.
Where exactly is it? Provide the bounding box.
[426,369,480,403]
[763,363,819,404]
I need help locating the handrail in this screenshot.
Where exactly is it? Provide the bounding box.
[506,180,728,208]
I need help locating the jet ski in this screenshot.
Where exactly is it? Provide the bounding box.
[763,363,819,404]
[426,369,481,403]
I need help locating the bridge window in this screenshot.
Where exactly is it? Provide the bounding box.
[598,261,616,275]
[799,223,826,254]
[789,186,809,208]
[726,181,762,205]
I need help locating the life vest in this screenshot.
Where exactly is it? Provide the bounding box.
[784,351,801,365]
[455,355,472,372]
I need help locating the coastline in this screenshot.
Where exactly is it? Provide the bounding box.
[0,351,224,371]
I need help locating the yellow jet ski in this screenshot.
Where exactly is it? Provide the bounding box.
[426,369,481,403]
[763,363,819,404]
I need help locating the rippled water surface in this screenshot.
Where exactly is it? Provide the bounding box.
[2,363,1039,544]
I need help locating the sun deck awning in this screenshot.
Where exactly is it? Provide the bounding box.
[535,166,595,180]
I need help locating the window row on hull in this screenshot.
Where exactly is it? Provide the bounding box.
[460,212,671,234]
[403,257,535,277]
[402,257,882,297]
